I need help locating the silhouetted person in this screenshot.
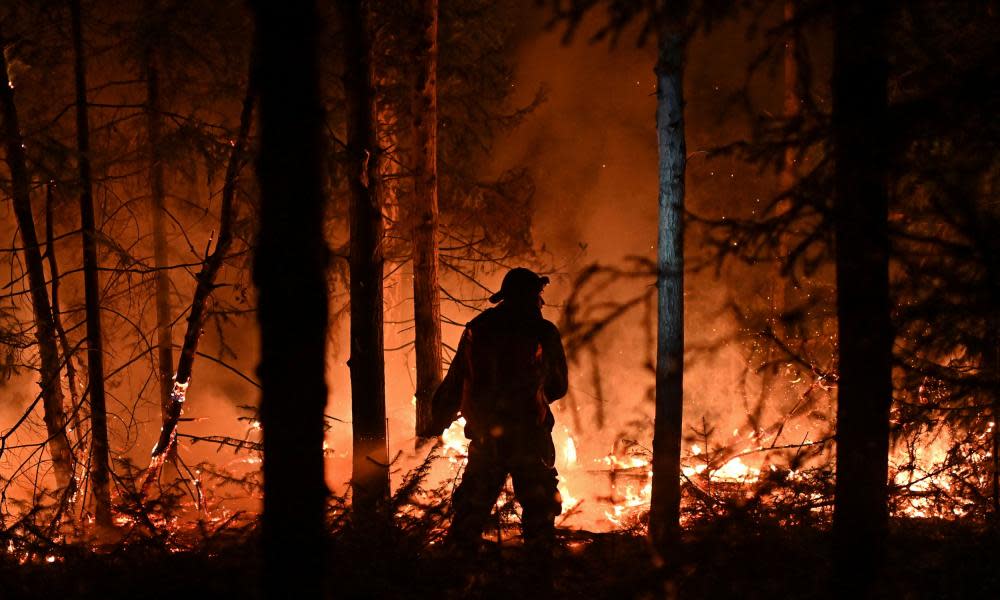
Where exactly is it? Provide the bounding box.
[431,267,568,556]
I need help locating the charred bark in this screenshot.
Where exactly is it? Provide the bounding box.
[648,0,688,562]
[831,0,891,592]
[0,39,74,491]
[251,1,328,596]
[340,0,390,515]
[411,0,443,441]
[140,54,256,496]
[71,0,112,528]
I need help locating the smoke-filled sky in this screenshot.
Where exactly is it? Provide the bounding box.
[0,0,827,530]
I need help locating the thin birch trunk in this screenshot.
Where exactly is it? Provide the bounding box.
[648,0,688,562]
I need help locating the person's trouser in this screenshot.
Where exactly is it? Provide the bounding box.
[448,425,562,546]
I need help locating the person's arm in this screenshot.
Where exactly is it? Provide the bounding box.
[541,323,568,402]
[424,326,472,436]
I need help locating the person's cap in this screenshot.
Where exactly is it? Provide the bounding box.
[489,267,550,303]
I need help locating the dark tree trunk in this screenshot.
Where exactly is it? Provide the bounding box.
[0,39,74,492]
[774,0,799,313]
[251,1,328,597]
[831,0,891,592]
[411,0,443,441]
[141,56,256,496]
[779,0,800,198]
[648,0,688,562]
[339,0,390,515]
[985,309,999,519]
[144,37,176,444]
[45,184,82,446]
[70,0,112,528]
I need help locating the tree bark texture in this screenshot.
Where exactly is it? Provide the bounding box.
[340,0,390,515]
[251,1,328,597]
[649,0,688,562]
[70,0,112,527]
[831,0,891,592]
[0,40,75,491]
[412,0,443,441]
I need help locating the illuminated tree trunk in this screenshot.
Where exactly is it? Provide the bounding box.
[252,1,328,596]
[71,0,112,528]
[340,0,390,516]
[144,38,176,449]
[0,41,74,492]
[412,0,443,441]
[831,0,891,592]
[648,0,688,561]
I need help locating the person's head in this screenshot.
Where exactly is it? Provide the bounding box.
[489,267,549,309]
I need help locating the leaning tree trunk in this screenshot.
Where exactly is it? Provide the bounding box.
[831,0,891,593]
[144,39,176,451]
[70,0,112,528]
[648,0,688,563]
[251,2,328,597]
[140,55,256,497]
[0,38,74,492]
[340,0,390,516]
[412,0,443,441]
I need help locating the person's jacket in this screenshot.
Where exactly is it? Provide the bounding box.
[425,303,568,438]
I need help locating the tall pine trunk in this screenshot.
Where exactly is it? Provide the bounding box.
[831,0,891,591]
[0,39,75,491]
[252,1,328,596]
[144,38,176,443]
[648,0,688,561]
[412,0,443,441]
[340,0,390,515]
[70,0,112,527]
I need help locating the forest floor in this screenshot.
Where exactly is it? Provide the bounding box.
[2,518,997,599]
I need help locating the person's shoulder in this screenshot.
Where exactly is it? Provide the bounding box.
[538,318,562,338]
[467,307,498,328]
